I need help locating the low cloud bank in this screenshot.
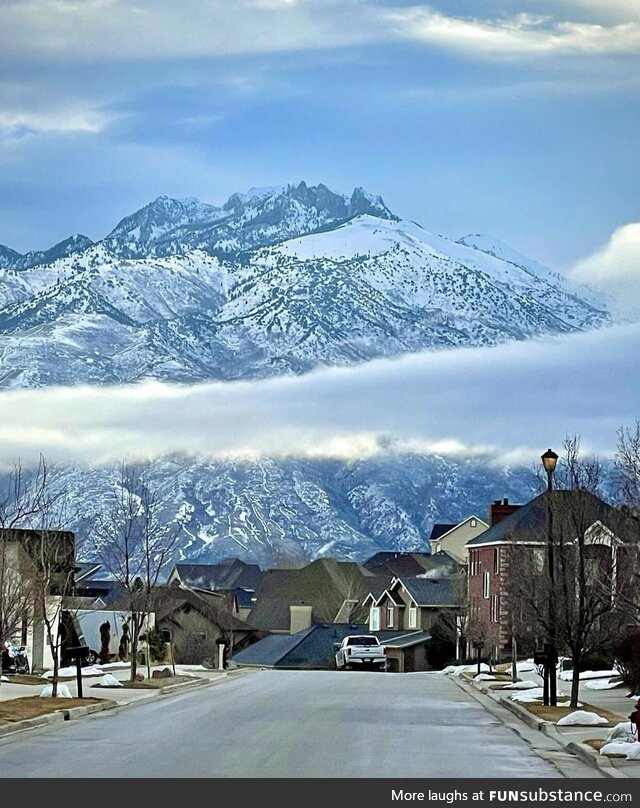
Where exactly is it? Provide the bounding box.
[0,322,639,468]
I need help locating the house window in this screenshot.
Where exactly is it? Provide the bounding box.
[494,547,500,574]
[387,604,395,627]
[483,571,490,599]
[471,518,477,527]
[370,607,381,631]
[490,595,500,623]
[408,607,417,628]
[533,548,545,574]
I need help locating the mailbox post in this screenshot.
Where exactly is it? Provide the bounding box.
[65,645,90,698]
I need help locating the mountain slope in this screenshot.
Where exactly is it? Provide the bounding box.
[52,452,538,567]
[0,208,611,387]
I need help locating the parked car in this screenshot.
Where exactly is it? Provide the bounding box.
[334,635,386,671]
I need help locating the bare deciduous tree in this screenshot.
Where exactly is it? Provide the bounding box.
[95,463,178,682]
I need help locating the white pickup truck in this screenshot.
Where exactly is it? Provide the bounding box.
[335,635,386,671]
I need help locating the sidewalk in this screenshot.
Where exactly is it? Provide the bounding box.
[0,663,235,708]
[461,671,640,778]
[0,663,250,743]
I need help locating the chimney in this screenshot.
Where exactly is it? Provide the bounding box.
[489,498,522,526]
[290,604,313,635]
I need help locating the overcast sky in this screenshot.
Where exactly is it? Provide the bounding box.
[0,322,637,469]
[1,0,639,274]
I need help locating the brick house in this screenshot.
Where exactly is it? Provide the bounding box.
[465,491,639,663]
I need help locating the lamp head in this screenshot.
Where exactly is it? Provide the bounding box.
[541,449,559,475]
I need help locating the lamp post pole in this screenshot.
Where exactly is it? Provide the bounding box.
[541,449,559,708]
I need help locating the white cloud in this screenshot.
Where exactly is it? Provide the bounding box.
[570,224,640,315]
[388,7,640,57]
[0,106,114,139]
[0,0,380,62]
[2,1,639,63]
[0,323,638,469]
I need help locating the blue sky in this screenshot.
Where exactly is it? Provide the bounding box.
[1,0,639,271]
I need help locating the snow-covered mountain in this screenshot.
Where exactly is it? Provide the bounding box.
[0,184,611,388]
[0,234,94,272]
[52,453,538,567]
[0,182,617,564]
[101,181,396,259]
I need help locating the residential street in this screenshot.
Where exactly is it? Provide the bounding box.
[0,670,582,778]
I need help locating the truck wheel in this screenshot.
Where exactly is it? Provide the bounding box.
[86,650,99,665]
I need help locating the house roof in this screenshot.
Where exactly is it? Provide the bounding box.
[152,587,253,633]
[172,558,264,591]
[232,623,432,668]
[465,490,639,548]
[430,549,466,568]
[382,630,432,649]
[428,524,456,541]
[362,552,436,579]
[247,559,379,632]
[390,577,458,607]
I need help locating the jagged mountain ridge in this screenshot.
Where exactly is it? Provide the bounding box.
[0,184,611,388]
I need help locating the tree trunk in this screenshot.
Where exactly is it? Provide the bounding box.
[570,653,582,708]
[130,617,140,682]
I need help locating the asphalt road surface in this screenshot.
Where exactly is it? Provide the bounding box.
[0,670,564,778]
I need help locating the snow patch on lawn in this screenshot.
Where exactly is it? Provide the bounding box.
[474,673,496,681]
[41,665,104,678]
[40,684,72,698]
[501,681,539,690]
[442,663,491,677]
[583,679,623,690]
[100,673,122,687]
[557,710,608,726]
[600,741,640,759]
[606,722,637,743]
[559,669,618,682]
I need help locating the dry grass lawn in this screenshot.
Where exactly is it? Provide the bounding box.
[91,675,199,690]
[518,700,623,724]
[0,696,105,724]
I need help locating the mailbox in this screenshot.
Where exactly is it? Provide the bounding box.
[66,645,91,661]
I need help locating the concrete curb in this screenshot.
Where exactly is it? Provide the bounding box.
[0,672,241,741]
[461,676,631,779]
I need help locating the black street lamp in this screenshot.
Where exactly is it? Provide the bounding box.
[541,449,559,493]
[541,448,559,707]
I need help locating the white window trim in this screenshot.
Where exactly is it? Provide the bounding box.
[387,604,395,628]
[483,571,490,599]
[370,607,380,631]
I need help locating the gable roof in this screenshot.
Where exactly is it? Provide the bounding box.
[429,524,456,541]
[390,576,458,607]
[247,559,377,632]
[465,490,639,548]
[362,552,436,579]
[153,587,253,633]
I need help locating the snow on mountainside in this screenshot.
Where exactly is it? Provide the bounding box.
[52,453,538,567]
[0,181,616,563]
[101,181,396,259]
[0,187,612,388]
